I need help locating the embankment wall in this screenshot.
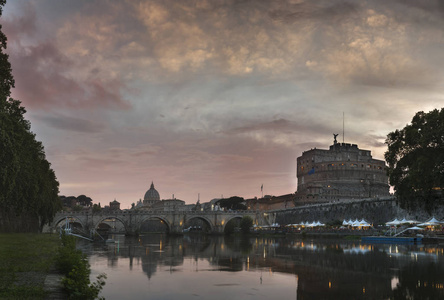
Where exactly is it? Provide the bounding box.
[274,197,444,225]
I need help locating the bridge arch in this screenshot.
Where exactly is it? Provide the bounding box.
[184,216,214,233]
[224,215,248,224]
[222,215,245,233]
[139,216,171,233]
[94,216,127,234]
[53,215,86,232]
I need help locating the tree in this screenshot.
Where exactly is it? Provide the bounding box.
[77,195,93,207]
[385,108,444,211]
[0,0,61,232]
[218,196,247,211]
[92,203,102,214]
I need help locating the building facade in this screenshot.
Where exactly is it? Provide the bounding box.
[109,199,120,210]
[152,199,186,212]
[245,194,296,211]
[295,140,390,204]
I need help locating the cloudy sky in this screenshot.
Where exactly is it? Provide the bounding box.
[3,0,444,208]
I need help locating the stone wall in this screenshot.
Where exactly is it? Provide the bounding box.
[274,197,444,225]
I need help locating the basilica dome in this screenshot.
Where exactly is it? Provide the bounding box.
[144,182,160,201]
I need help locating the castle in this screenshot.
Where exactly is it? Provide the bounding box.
[294,135,390,204]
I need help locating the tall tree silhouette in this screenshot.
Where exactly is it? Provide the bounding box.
[0,0,61,232]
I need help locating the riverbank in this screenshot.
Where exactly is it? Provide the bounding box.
[0,233,62,299]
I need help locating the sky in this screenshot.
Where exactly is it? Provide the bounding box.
[2,0,444,208]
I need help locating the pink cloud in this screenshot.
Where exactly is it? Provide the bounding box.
[4,8,131,111]
[2,2,37,39]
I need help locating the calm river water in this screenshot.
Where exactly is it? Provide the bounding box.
[78,234,444,299]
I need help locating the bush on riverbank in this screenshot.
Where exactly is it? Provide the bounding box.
[56,234,106,299]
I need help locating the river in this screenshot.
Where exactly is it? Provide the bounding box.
[78,234,444,299]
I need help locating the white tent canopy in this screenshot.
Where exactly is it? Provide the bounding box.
[289,221,326,227]
[342,219,354,226]
[351,219,371,227]
[406,226,423,231]
[351,219,360,227]
[418,216,442,227]
[386,218,402,226]
[359,219,371,227]
[342,219,371,227]
[400,217,419,224]
[306,221,316,227]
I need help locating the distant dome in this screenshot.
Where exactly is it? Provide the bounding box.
[144,182,160,201]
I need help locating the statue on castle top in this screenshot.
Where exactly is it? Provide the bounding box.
[333,133,339,144]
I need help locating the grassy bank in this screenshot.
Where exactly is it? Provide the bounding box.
[0,233,60,299]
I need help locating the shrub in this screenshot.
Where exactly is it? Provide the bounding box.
[56,234,106,299]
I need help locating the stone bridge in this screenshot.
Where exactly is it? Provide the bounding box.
[44,210,271,235]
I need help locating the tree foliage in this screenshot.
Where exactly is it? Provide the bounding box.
[218,196,247,211]
[92,203,102,214]
[385,108,444,211]
[0,1,61,232]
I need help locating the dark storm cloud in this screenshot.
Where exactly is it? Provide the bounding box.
[268,1,359,24]
[223,117,339,138]
[224,119,295,134]
[39,115,105,133]
[395,0,444,15]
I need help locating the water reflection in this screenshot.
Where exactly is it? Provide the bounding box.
[79,235,444,299]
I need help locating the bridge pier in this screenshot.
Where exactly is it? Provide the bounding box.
[124,226,139,236]
[211,225,224,234]
[169,224,183,235]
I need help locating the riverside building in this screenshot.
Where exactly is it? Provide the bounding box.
[294,136,390,204]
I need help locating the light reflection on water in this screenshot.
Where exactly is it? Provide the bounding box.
[78,235,444,300]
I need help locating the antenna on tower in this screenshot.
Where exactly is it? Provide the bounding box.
[343,112,345,143]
